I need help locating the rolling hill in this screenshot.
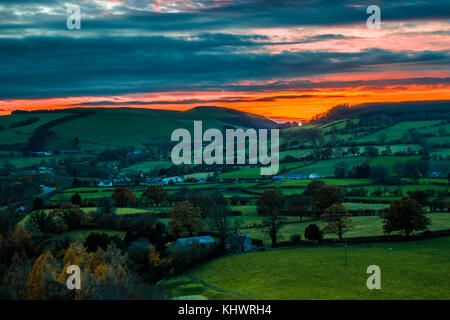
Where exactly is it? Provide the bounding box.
[0,107,277,151]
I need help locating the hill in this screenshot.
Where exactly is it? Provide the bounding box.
[0,107,277,151]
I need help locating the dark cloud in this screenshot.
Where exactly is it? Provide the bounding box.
[0,0,449,100]
[0,32,448,99]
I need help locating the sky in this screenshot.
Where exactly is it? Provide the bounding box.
[0,0,449,121]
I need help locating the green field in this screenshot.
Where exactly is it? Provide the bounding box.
[285,157,369,177]
[243,213,450,244]
[169,237,450,299]
[354,121,442,144]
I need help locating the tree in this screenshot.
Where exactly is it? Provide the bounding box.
[25,210,53,234]
[304,179,325,196]
[32,197,45,211]
[10,224,32,254]
[320,204,354,241]
[71,193,82,206]
[370,165,389,184]
[320,148,333,160]
[56,202,83,230]
[111,187,137,207]
[26,251,59,300]
[207,204,234,251]
[304,224,323,243]
[84,232,122,252]
[313,185,345,213]
[142,186,168,207]
[168,201,204,237]
[407,190,430,207]
[257,189,286,247]
[381,196,430,238]
[286,194,312,222]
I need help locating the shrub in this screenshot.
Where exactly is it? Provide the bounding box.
[290,234,301,244]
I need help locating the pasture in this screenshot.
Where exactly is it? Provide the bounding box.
[168,237,450,300]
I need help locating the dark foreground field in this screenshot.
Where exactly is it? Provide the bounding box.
[163,237,450,300]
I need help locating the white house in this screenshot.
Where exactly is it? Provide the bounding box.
[98,180,113,187]
[309,173,320,179]
[162,176,184,184]
[225,233,252,253]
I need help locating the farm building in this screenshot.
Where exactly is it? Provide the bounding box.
[225,233,252,253]
[309,173,320,179]
[162,176,184,184]
[288,174,307,180]
[172,236,215,249]
[39,167,53,174]
[98,180,113,187]
[146,177,164,186]
[428,172,445,178]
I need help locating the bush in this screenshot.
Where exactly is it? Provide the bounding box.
[304,224,323,243]
[290,234,301,244]
[251,239,263,247]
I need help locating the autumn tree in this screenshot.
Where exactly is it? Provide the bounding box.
[26,251,60,299]
[10,224,32,254]
[257,189,286,247]
[142,186,168,207]
[304,179,325,196]
[381,196,430,238]
[111,187,137,207]
[168,201,204,237]
[314,185,345,213]
[320,204,354,241]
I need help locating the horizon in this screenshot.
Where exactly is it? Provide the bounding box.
[0,1,449,120]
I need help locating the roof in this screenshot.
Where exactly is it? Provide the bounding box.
[174,236,215,246]
[226,234,250,246]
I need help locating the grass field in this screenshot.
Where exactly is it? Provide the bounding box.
[284,157,369,177]
[354,120,442,144]
[171,237,450,299]
[243,213,450,244]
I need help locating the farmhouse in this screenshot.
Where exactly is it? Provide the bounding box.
[98,180,113,187]
[162,176,184,184]
[35,151,53,156]
[428,172,445,178]
[288,174,307,180]
[225,233,252,253]
[146,177,165,186]
[309,173,320,179]
[172,236,215,249]
[39,167,53,174]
